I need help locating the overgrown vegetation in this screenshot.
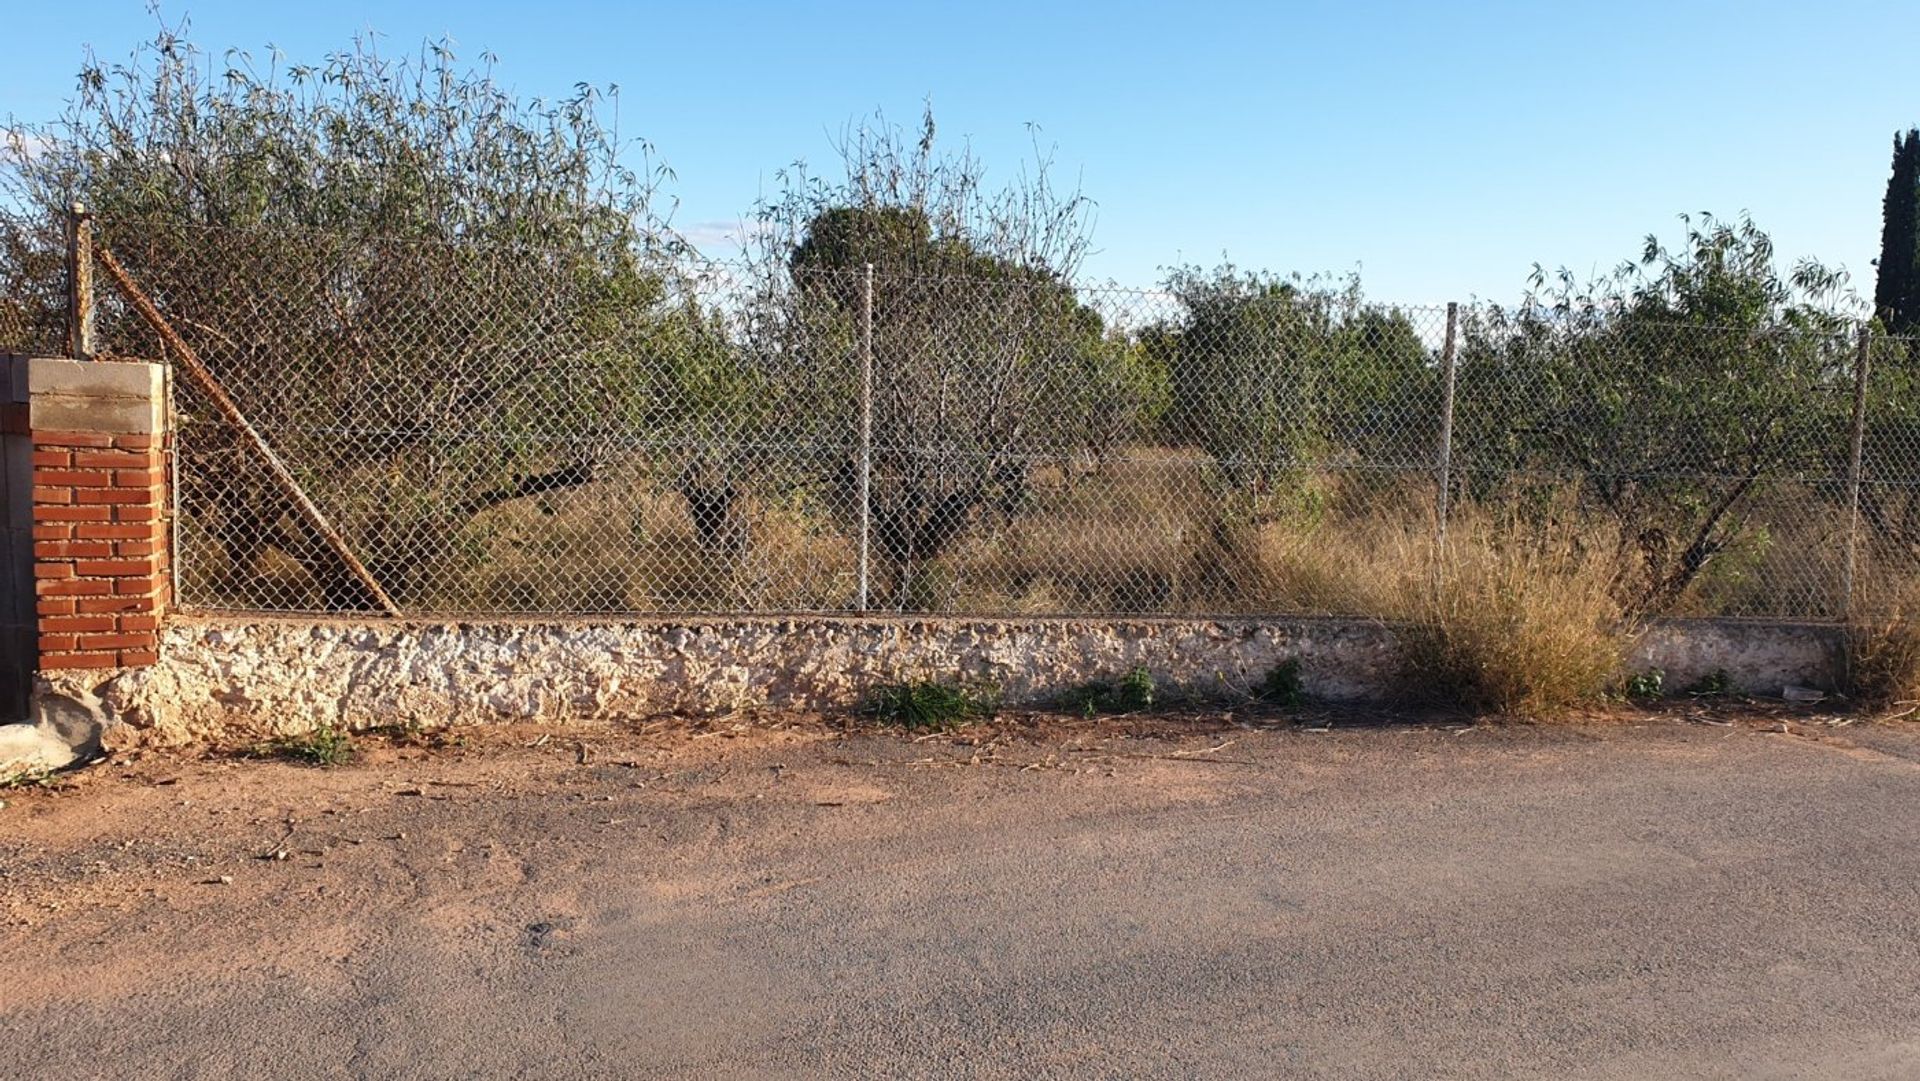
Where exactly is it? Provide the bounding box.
[1686,670,1734,697]
[1847,584,1920,711]
[1255,659,1306,707]
[1454,214,1855,616]
[862,680,999,729]
[1625,669,1666,700]
[1058,666,1158,716]
[0,23,696,609]
[4,22,1912,696]
[270,724,356,767]
[1390,509,1638,718]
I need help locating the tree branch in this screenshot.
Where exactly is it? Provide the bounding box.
[457,462,597,519]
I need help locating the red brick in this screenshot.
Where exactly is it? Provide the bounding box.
[114,468,167,487]
[118,649,159,666]
[38,651,121,670]
[30,450,70,468]
[38,635,77,652]
[73,558,160,578]
[33,563,74,580]
[75,632,154,651]
[32,524,71,540]
[32,486,73,505]
[35,469,111,487]
[41,615,116,633]
[115,576,164,595]
[36,598,76,617]
[118,614,161,632]
[38,578,113,597]
[114,539,159,557]
[34,505,111,523]
[34,539,114,559]
[77,523,164,540]
[78,595,158,614]
[34,431,115,448]
[75,488,154,505]
[113,434,156,450]
[115,505,160,522]
[72,451,152,468]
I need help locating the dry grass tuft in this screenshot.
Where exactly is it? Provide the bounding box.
[1393,509,1638,718]
[1182,487,1638,717]
[1845,582,1920,714]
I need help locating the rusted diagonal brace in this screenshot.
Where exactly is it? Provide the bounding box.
[92,241,403,617]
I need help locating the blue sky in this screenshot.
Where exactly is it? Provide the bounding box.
[5,1,1916,304]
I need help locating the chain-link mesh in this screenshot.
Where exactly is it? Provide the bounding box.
[1855,330,1920,620]
[1450,314,1858,620]
[0,211,1907,621]
[0,209,67,355]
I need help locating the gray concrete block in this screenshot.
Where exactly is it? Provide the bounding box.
[27,358,165,434]
[28,357,164,400]
[29,393,163,434]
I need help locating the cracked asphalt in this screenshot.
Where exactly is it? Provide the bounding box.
[3,710,1919,1079]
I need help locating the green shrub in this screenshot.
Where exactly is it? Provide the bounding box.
[275,724,355,767]
[863,680,998,729]
[1847,612,1920,712]
[1255,659,1305,706]
[1059,665,1157,716]
[1686,669,1733,697]
[1625,669,1665,700]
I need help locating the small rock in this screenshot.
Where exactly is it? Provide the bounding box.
[0,723,80,781]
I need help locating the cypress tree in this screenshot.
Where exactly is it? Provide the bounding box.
[1873,129,1920,332]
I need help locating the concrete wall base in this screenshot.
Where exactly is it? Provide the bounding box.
[66,615,1847,743]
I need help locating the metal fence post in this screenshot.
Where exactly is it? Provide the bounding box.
[65,202,94,360]
[1434,301,1460,553]
[1842,324,1872,621]
[856,263,875,612]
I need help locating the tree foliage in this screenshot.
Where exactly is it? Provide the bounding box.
[1155,265,1433,511]
[0,24,704,608]
[743,109,1162,606]
[1874,129,1920,333]
[1455,213,1855,612]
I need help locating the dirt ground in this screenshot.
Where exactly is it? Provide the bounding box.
[4,704,1920,1080]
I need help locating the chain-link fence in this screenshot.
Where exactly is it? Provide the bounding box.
[0,210,69,356]
[4,210,1916,622]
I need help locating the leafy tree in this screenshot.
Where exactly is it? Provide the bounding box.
[1454,214,1855,613]
[1155,265,1434,514]
[0,25,715,609]
[1874,129,1920,333]
[743,109,1161,607]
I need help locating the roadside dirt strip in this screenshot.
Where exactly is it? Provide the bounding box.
[4,710,1920,1080]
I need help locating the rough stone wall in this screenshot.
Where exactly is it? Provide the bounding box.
[42,615,1845,743]
[85,617,1395,740]
[1627,621,1839,695]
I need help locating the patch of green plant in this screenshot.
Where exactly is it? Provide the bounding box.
[1686,669,1733,697]
[274,724,356,767]
[863,680,998,729]
[1255,659,1305,707]
[372,718,464,750]
[1060,665,1157,716]
[1625,668,1665,700]
[0,768,65,791]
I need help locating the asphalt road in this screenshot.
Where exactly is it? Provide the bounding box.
[4,712,1920,1079]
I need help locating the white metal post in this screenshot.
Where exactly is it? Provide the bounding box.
[1842,325,1872,621]
[856,263,874,612]
[1434,301,1460,553]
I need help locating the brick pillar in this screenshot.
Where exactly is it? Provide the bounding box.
[28,358,169,671]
